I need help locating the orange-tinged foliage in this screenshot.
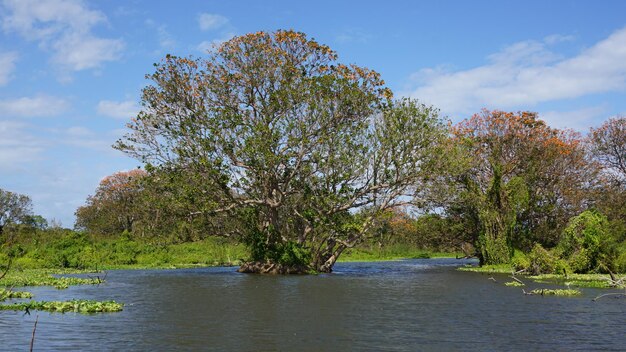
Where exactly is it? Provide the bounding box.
[96,169,147,202]
[452,110,582,178]
[449,109,597,255]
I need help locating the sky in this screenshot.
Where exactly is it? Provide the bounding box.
[1,0,626,227]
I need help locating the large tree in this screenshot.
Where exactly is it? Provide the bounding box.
[115,30,446,273]
[0,188,33,235]
[448,110,595,264]
[589,116,626,184]
[589,116,626,226]
[75,169,146,235]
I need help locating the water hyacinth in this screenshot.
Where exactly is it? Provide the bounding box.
[0,289,33,301]
[0,299,123,313]
[1,269,101,289]
[529,288,582,296]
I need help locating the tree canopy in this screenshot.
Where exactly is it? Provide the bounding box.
[75,169,146,235]
[0,188,33,235]
[446,110,596,264]
[115,30,447,272]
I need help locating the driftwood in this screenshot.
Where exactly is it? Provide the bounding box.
[592,292,626,301]
[593,269,626,301]
[87,270,108,285]
[509,275,524,285]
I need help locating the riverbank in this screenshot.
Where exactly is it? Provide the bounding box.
[2,230,459,271]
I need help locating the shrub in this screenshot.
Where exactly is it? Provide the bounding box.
[558,210,616,273]
[528,244,559,275]
[511,249,530,271]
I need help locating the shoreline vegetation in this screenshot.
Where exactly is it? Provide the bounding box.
[1,239,623,314]
[459,264,626,291]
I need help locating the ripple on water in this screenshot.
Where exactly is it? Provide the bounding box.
[1,259,625,351]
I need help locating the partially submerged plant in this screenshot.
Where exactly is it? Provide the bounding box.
[526,288,582,296]
[0,299,123,313]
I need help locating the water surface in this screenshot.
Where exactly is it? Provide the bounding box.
[1,259,625,351]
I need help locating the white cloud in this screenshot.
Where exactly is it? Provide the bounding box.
[51,32,124,70]
[1,0,124,71]
[0,120,44,166]
[196,32,236,52]
[65,126,93,137]
[198,13,228,31]
[97,99,139,119]
[145,19,176,50]
[540,106,607,132]
[336,28,372,44]
[406,26,626,118]
[543,34,575,45]
[0,51,18,85]
[0,95,69,117]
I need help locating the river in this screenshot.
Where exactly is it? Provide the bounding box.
[1,258,625,351]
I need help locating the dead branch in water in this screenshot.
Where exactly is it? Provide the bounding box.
[29,314,39,352]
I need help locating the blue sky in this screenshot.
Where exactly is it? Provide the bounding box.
[1,0,626,227]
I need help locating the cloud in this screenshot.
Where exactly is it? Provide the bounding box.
[50,32,124,70]
[1,0,124,72]
[0,120,44,167]
[65,126,93,137]
[335,28,372,44]
[144,19,176,50]
[198,13,229,31]
[97,99,139,119]
[540,106,608,132]
[406,26,626,118]
[543,34,575,45]
[196,32,236,52]
[0,51,18,85]
[0,95,69,117]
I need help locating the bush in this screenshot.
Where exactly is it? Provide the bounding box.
[527,244,568,275]
[511,249,530,271]
[558,210,616,273]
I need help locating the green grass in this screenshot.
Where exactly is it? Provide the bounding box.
[458,264,513,274]
[0,269,100,289]
[340,244,459,262]
[0,299,123,313]
[504,281,524,287]
[2,235,249,271]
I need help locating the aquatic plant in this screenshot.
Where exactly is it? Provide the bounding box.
[0,288,33,300]
[0,269,100,289]
[528,273,614,288]
[0,299,123,313]
[504,281,524,287]
[528,288,581,296]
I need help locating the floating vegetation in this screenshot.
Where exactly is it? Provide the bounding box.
[528,288,581,296]
[0,269,101,289]
[504,281,524,287]
[459,266,625,291]
[458,264,512,274]
[0,288,33,300]
[0,299,123,313]
[528,274,614,288]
